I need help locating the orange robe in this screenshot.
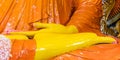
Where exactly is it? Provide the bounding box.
[0,0,102,35]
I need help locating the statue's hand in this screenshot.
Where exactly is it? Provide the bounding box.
[34,32,115,60]
[9,22,78,37]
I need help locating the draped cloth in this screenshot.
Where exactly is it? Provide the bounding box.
[0,0,102,36]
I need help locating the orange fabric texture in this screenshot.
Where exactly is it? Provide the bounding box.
[0,0,73,33]
[0,0,102,35]
[67,0,103,36]
[52,44,120,60]
[10,40,36,60]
